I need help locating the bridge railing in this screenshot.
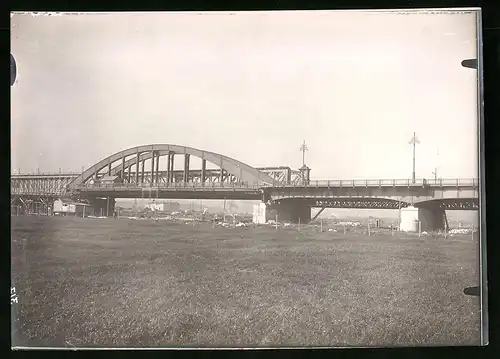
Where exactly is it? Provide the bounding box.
[10,189,66,195]
[283,178,479,188]
[77,181,262,190]
[11,172,81,177]
[74,177,479,191]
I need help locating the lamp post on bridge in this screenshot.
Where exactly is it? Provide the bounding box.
[300,140,308,167]
[432,145,439,182]
[299,140,311,185]
[408,132,420,184]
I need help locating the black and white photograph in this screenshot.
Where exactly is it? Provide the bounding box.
[10,9,486,349]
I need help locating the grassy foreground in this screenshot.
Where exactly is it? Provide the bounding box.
[11,216,481,348]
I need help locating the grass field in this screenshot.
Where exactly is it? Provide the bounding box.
[11,216,481,348]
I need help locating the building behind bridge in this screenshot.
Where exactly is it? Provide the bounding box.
[53,199,94,217]
[96,175,122,185]
[144,201,181,213]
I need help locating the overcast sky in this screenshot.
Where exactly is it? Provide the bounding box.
[11,10,479,180]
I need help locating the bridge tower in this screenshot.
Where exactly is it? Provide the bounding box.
[299,165,311,186]
[253,141,313,224]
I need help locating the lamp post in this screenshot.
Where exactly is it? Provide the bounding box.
[432,145,439,182]
[299,140,310,185]
[300,140,308,167]
[408,132,420,184]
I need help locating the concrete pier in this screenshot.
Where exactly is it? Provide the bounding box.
[88,197,116,217]
[399,205,447,232]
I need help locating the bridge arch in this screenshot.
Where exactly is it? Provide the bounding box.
[68,144,277,189]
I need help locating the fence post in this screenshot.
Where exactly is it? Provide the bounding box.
[276,214,278,231]
[343,224,346,235]
[418,221,422,237]
[391,225,394,236]
[298,217,301,231]
[368,221,371,237]
[320,219,323,233]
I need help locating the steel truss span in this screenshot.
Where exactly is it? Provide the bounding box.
[9,167,303,197]
[68,144,277,189]
[11,174,78,197]
[11,195,57,216]
[273,197,479,211]
[93,167,303,186]
[274,197,412,209]
[417,198,479,210]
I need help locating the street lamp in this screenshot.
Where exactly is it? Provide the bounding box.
[408,132,420,184]
[299,140,308,167]
[432,145,439,182]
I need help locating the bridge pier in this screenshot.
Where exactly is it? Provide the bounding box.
[88,197,116,217]
[399,204,447,232]
[275,201,311,224]
[253,200,311,224]
[11,195,56,216]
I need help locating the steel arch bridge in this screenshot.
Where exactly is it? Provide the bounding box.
[10,144,479,221]
[68,144,280,190]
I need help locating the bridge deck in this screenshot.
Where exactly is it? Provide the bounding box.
[74,178,478,189]
[11,178,479,198]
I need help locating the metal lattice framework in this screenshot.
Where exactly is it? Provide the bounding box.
[11,194,57,216]
[273,197,413,210]
[257,167,292,184]
[417,198,479,210]
[11,173,79,197]
[69,144,277,189]
[92,167,302,186]
[271,196,478,211]
[9,167,309,199]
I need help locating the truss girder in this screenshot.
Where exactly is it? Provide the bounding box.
[416,198,479,210]
[96,169,242,185]
[257,167,292,184]
[272,196,478,211]
[11,175,76,196]
[273,197,412,209]
[290,170,306,185]
[11,195,56,215]
[90,165,285,187]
